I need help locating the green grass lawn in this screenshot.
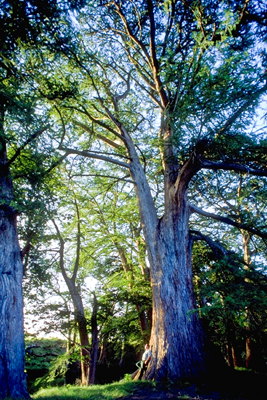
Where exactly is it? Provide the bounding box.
[32,381,150,400]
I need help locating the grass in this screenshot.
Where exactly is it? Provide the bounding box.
[32,381,150,400]
[31,369,267,400]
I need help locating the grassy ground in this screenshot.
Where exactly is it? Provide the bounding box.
[32,381,151,400]
[32,369,267,400]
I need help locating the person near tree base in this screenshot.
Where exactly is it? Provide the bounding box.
[136,344,151,379]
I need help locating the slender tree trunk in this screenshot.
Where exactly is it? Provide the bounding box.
[88,293,98,385]
[226,327,239,368]
[245,322,252,368]
[238,174,253,369]
[68,283,90,386]
[55,219,90,386]
[0,119,29,398]
[242,233,253,369]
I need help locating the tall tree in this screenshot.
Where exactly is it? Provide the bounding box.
[31,0,267,381]
[0,72,51,398]
[0,0,85,395]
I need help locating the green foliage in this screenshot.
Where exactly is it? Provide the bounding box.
[192,239,267,365]
[25,337,66,370]
[25,337,67,392]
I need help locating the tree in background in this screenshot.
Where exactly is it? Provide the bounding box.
[23,155,151,385]
[191,170,267,369]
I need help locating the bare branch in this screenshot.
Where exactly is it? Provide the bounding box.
[44,154,68,175]
[113,2,153,71]
[55,105,67,147]
[65,105,126,143]
[51,219,69,282]
[114,70,131,102]
[161,1,175,58]
[147,0,168,107]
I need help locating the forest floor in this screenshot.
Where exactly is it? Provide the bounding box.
[120,369,267,400]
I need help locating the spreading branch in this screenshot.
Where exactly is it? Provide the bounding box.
[58,146,130,169]
[190,229,229,258]
[200,159,267,177]
[73,120,124,149]
[190,203,267,239]
[69,173,134,184]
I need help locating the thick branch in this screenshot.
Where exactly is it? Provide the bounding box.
[190,230,228,258]
[200,159,267,177]
[147,0,168,107]
[174,139,210,198]
[190,203,267,239]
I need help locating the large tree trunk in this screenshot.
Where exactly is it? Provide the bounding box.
[0,130,29,398]
[127,129,211,381]
[146,195,208,380]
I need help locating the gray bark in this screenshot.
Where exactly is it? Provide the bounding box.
[123,123,209,380]
[0,124,29,398]
[145,193,208,380]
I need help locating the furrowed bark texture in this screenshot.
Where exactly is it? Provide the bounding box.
[128,133,208,381]
[147,194,207,380]
[0,136,29,398]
